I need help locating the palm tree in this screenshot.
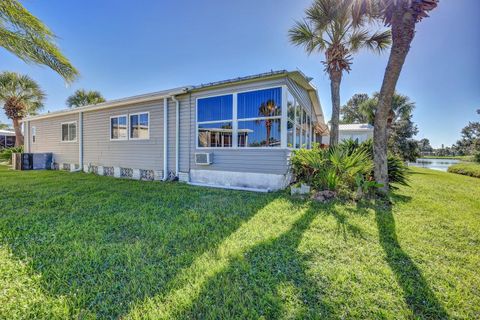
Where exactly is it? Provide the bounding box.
[289,0,391,146]
[352,0,438,192]
[0,0,78,82]
[257,99,280,146]
[0,72,45,146]
[357,92,415,127]
[0,122,10,130]
[66,89,106,108]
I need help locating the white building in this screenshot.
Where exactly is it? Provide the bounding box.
[322,123,373,145]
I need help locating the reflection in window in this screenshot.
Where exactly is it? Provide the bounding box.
[295,126,301,149]
[111,116,127,140]
[238,88,281,119]
[198,122,233,147]
[197,95,233,122]
[287,92,295,122]
[287,120,294,148]
[130,113,149,139]
[238,119,281,147]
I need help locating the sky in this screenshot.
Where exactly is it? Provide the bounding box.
[0,0,479,148]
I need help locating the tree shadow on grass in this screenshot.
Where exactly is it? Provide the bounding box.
[0,170,281,319]
[374,200,449,319]
[170,201,364,319]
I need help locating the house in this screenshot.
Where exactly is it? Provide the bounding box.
[322,123,373,145]
[22,70,327,191]
[0,129,15,149]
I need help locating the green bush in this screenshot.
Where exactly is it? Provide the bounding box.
[0,146,23,164]
[447,162,480,178]
[474,152,480,164]
[291,139,409,195]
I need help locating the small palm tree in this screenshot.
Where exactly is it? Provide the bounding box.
[0,72,45,146]
[257,99,280,146]
[352,0,438,192]
[289,0,391,146]
[66,89,106,108]
[0,0,78,82]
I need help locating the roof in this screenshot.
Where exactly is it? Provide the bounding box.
[23,70,324,124]
[0,129,15,136]
[338,123,373,131]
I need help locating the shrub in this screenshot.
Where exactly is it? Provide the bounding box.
[447,162,480,178]
[474,152,480,164]
[0,146,23,164]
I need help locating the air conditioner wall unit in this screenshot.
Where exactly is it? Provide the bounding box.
[195,152,213,165]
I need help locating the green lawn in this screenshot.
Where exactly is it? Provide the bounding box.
[0,165,479,319]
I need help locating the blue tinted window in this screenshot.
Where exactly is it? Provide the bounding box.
[238,119,281,147]
[237,87,282,119]
[197,95,233,122]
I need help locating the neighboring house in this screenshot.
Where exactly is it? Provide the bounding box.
[22,70,327,191]
[0,129,15,149]
[322,123,373,145]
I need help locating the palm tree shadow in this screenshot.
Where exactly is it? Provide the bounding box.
[178,203,335,319]
[374,201,449,319]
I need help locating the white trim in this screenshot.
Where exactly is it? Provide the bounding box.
[129,111,150,140]
[60,121,78,143]
[163,98,168,180]
[281,85,288,148]
[232,92,238,148]
[109,115,128,141]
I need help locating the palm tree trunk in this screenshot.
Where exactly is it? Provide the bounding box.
[374,8,416,193]
[329,70,342,146]
[12,118,24,147]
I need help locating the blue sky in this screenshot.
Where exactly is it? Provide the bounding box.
[1,0,478,147]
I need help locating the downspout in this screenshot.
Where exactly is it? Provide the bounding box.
[171,96,180,176]
[79,111,83,170]
[71,111,83,172]
[163,97,168,180]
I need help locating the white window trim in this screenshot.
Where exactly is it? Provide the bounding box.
[195,86,286,150]
[31,126,36,144]
[129,111,150,140]
[110,115,128,141]
[60,121,77,143]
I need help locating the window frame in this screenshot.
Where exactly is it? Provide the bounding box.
[129,111,150,140]
[196,85,287,150]
[110,115,128,141]
[60,121,77,143]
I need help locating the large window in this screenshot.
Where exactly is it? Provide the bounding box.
[197,95,233,148]
[196,87,314,149]
[237,87,281,147]
[130,112,149,139]
[110,115,127,140]
[61,122,77,142]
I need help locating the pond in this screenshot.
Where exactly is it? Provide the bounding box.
[408,158,460,172]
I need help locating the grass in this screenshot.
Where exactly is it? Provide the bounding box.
[0,165,479,319]
[447,162,480,178]
[421,155,474,161]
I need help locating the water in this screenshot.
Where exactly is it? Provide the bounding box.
[408,158,460,172]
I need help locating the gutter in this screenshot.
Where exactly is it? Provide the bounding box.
[171,96,180,176]
[163,97,168,180]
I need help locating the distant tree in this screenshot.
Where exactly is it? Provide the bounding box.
[0,0,78,82]
[289,0,390,146]
[388,116,419,161]
[455,122,480,155]
[340,93,370,123]
[0,72,45,146]
[0,122,10,130]
[417,138,433,153]
[66,89,105,108]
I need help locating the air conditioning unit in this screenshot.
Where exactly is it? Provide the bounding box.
[195,152,213,165]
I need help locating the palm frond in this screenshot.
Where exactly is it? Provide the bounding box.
[0,0,79,82]
[364,30,391,53]
[288,20,326,54]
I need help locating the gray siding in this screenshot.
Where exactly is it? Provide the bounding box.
[29,113,79,165]
[83,100,164,170]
